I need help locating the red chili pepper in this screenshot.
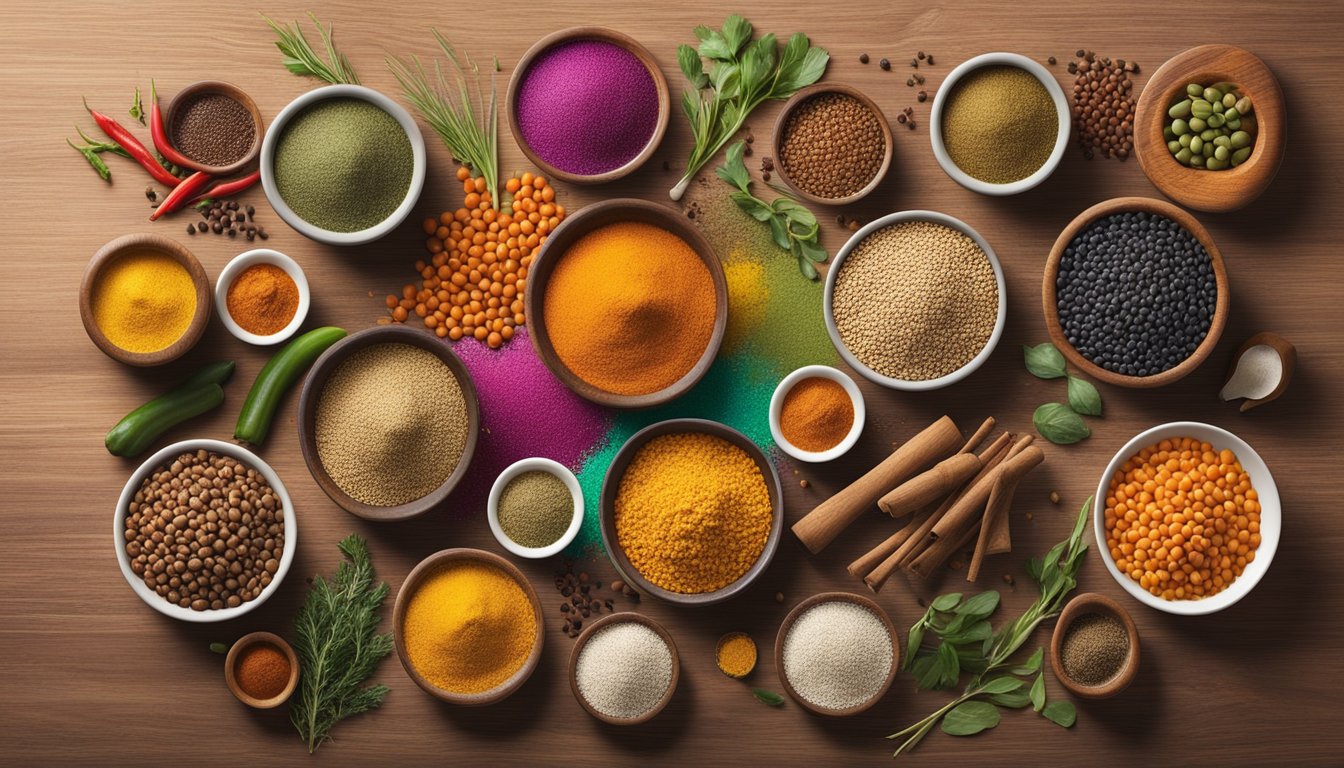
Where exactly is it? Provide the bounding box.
[149,81,198,170]
[189,170,261,206]
[83,98,180,187]
[151,171,212,221]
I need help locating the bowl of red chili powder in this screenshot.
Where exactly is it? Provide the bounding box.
[215,248,310,345]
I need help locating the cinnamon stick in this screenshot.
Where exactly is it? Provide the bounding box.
[877,452,981,518]
[968,473,1015,583]
[960,416,996,455]
[928,446,1044,544]
[847,516,921,579]
[910,508,986,579]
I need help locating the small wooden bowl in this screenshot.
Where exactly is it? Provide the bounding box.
[568,612,680,725]
[1134,44,1285,213]
[79,233,212,367]
[524,199,727,408]
[774,591,899,716]
[224,631,300,709]
[393,548,544,706]
[297,325,480,521]
[1043,197,1229,388]
[506,27,670,184]
[1050,593,1140,700]
[165,80,264,177]
[771,83,894,205]
[599,419,783,606]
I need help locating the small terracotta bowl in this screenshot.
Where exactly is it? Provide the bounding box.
[774,591,900,716]
[165,80,264,177]
[225,631,300,709]
[1050,593,1140,700]
[393,548,545,706]
[569,612,680,725]
[79,233,212,367]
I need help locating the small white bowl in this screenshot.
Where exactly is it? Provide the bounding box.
[930,52,1072,196]
[214,249,310,345]
[114,439,298,623]
[1094,421,1281,616]
[487,458,584,558]
[769,365,866,463]
[261,84,427,246]
[823,210,1006,391]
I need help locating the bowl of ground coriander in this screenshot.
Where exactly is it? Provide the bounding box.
[487,457,584,558]
[931,52,1071,195]
[824,211,1006,391]
[261,85,426,246]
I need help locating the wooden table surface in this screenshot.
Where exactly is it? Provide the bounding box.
[2,1,1341,765]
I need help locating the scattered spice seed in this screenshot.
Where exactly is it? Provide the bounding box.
[925,55,933,65]
[897,114,907,124]
[1070,51,1136,160]
[917,90,928,102]
[555,562,615,638]
[910,59,919,68]
[775,592,785,603]
[1048,56,1057,65]
[906,78,915,87]
[1050,491,1061,504]
[879,58,891,71]
[800,479,810,488]
[1003,574,1016,586]
[918,51,926,60]
[859,53,870,64]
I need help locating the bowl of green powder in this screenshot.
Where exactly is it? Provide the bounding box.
[262,85,426,246]
[931,53,1071,195]
[487,457,584,558]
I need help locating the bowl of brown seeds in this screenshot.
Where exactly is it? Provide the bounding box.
[771,83,893,205]
[114,439,296,623]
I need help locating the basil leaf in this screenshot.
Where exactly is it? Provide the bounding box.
[949,619,992,644]
[1010,647,1044,676]
[912,652,943,691]
[678,44,709,90]
[989,690,1032,708]
[1030,672,1046,712]
[931,592,963,612]
[1067,375,1103,416]
[1023,343,1067,379]
[979,676,1024,695]
[728,191,772,222]
[936,641,961,689]
[957,590,1000,619]
[1042,700,1076,727]
[941,701,1001,736]
[1034,403,1091,444]
[751,688,785,707]
[797,238,827,263]
[904,623,926,670]
[798,257,818,281]
[767,216,792,251]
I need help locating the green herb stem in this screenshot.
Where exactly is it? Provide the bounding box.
[262,12,360,85]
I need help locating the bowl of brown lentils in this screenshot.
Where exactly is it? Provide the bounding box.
[114,439,296,622]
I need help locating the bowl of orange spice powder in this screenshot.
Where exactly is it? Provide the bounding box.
[216,249,309,345]
[1096,421,1280,615]
[225,631,299,709]
[769,365,866,463]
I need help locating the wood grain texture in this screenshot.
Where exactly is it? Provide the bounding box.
[1,1,1341,765]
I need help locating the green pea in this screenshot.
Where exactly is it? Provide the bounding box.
[1230,130,1252,149]
[1224,107,1240,121]
[1172,118,1190,136]
[1206,156,1228,171]
[1163,127,1175,141]
[1190,136,1204,153]
[1214,145,1230,162]
[1175,147,1193,164]
[1204,87,1223,103]
[1187,83,1205,97]
[1228,118,1242,130]
[1202,142,1215,158]
[1232,147,1252,164]
[1189,117,1207,131]
[1179,133,1193,147]
[1168,99,1192,119]
[1213,135,1231,149]
[1201,129,1218,141]
[1190,153,1206,168]
[1168,140,1183,154]
[1191,100,1213,119]
[1235,96,1253,115]
[1207,113,1225,128]
[1222,92,1237,108]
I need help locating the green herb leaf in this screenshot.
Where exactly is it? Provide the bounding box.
[209,642,229,654]
[715,135,827,279]
[948,620,993,644]
[911,651,943,690]
[1010,647,1044,676]
[957,590,1001,619]
[936,641,961,689]
[1034,403,1092,444]
[905,623,926,670]
[941,701,1001,736]
[931,593,963,612]
[979,676,1024,695]
[714,140,752,191]
[129,86,145,125]
[721,15,752,52]
[1030,672,1046,711]
[678,44,709,89]
[752,688,785,707]
[1067,375,1103,416]
[1042,700,1077,727]
[988,690,1033,708]
[1023,343,1067,379]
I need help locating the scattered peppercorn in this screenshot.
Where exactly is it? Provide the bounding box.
[879,58,891,71]
[1003,574,1016,586]
[1050,491,1061,504]
[1070,50,1135,160]
[775,591,785,603]
[1048,56,1057,65]
[918,51,926,60]
[859,53,869,64]
[917,90,928,102]
[906,78,915,87]
[910,58,919,68]
[800,479,810,488]
[555,562,616,638]
[925,55,934,65]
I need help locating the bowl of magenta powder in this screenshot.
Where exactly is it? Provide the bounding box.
[508,28,669,183]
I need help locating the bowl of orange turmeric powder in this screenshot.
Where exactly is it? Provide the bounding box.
[769,365,866,463]
[215,249,309,345]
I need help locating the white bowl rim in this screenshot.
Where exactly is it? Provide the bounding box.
[929,52,1073,196]
[113,438,298,623]
[213,248,311,346]
[1092,421,1281,616]
[487,457,584,558]
[260,84,427,246]
[768,365,867,463]
[823,209,1007,391]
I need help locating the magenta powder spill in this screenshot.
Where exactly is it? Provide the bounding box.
[514,39,659,175]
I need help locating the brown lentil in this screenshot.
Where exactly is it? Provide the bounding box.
[1070,51,1135,160]
[941,65,1058,184]
[170,92,256,168]
[779,92,885,200]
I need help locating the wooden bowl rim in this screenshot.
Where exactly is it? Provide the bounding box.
[1049,592,1140,700]
[392,548,545,706]
[568,611,681,725]
[224,631,301,709]
[598,418,784,606]
[505,26,671,185]
[770,82,894,206]
[524,198,728,408]
[165,79,265,176]
[1042,196,1229,388]
[1133,44,1286,213]
[79,232,213,367]
[773,591,900,716]
[296,325,481,521]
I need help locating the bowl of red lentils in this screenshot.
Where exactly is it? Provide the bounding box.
[1095,421,1280,615]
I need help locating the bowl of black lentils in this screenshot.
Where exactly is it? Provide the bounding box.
[1044,197,1229,388]
[114,439,297,622]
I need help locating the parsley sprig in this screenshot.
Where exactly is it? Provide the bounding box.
[715,140,827,279]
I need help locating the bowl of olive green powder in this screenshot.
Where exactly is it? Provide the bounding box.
[931,53,1070,195]
[262,85,426,245]
[487,458,584,558]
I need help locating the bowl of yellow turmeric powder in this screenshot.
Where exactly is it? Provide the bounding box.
[79,233,213,366]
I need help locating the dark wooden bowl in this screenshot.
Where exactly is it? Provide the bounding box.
[1134,44,1285,213]
[774,591,900,716]
[297,325,480,521]
[224,631,300,709]
[165,80,264,177]
[393,548,544,706]
[1050,592,1140,700]
[598,418,782,606]
[1043,196,1229,389]
[506,27,670,184]
[568,612,680,725]
[79,233,212,367]
[771,83,894,206]
[524,199,727,408]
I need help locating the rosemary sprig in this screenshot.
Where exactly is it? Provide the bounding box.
[262,12,360,85]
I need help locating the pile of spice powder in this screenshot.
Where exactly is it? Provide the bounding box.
[497,470,573,549]
[92,249,196,353]
[941,65,1058,184]
[515,39,659,176]
[574,620,674,719]
[226,263,298,336]
[779,92,886,199]
[779,377,854,452]
[716,632,758,678]
[170,92,256,168]
[234,642,291,700]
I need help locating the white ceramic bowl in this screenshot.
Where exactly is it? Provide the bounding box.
[114,439,298,623]
[261,84,427,246]
[930,52,1072,196]
[1094,421,1280,616]
[487,457,584,558]
[214,248,310,345]
[768,365,866,463]
[823,210,1007,391]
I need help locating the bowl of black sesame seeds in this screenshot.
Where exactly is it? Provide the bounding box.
[1044,197,1229,388]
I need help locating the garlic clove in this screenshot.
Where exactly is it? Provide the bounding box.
[1221,332,1295,412]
